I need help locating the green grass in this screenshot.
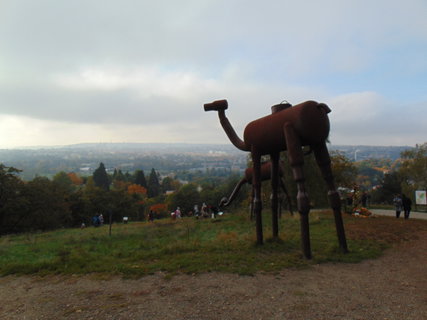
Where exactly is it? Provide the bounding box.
[1,210,425,277]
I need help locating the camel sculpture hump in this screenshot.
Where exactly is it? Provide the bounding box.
[243,161,273,184]
[243,100,330,155]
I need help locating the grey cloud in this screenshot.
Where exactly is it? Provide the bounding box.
[1,0,426,147]
[330,101,427,145]
[0,83,205,125]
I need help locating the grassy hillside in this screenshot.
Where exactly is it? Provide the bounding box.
[1,210,425,277]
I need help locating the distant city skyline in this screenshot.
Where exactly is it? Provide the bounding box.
[0,143,409,180]
[1,0,426,148]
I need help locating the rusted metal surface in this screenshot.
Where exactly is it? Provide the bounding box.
[219,161,294,218]
[204,99,348,259]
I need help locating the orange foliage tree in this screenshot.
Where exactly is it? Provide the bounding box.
[150,203,167,214]
[127,184,147,196]
[67,172,83,185]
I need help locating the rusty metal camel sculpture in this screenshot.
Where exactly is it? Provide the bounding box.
[204,99,348,259]
[219,161,294,218]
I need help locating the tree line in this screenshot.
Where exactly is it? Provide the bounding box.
[1,143,425,235]
[368,143,427,205]
[0,162,247,235]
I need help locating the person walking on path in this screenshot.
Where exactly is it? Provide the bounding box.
[402,194,412,219]
[393,194,403,218]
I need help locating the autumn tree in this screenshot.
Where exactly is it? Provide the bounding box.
[67,172,83,186]
[399,143,427,199]
[355,158,394,190]
[128,184,147,196]
[330,151,358,189]
[127,184,147,220]
[149,203,168,215]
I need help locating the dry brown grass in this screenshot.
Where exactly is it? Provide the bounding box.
[345,215,427,243]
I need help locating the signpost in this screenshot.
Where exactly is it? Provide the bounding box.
[415,190,427,211]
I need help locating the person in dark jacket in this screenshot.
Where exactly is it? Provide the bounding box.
[393,194,403,218]
[402,194,412,219]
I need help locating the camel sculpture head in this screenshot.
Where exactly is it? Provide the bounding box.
[204,99,228,112]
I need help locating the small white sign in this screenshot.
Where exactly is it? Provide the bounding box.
[415,190,426,205]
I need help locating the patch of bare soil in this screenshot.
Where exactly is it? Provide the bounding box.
[1,232,426,320]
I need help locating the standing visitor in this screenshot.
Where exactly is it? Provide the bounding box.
[211,206,218,219]
[361,192,368,208]
[175,207,182,219]
[393,194,403,218]
[194,204,200,219]
[92,214,100,227]
[148,210,155,222]
[402,194,412,219]
[201,202,209,218]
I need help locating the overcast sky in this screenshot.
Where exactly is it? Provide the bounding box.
[0,0,426,148]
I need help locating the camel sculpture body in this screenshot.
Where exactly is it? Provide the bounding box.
[204,99,347,259]
[219,161,294,218]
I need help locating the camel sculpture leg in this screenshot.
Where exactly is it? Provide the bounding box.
[251,151,264,245]
[270,152,280,239]
[313,142,348,253]
[284,123,312,259]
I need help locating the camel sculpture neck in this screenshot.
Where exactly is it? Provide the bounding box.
[218,110,249,152]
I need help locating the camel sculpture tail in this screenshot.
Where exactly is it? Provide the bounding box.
[279,178,294,216]
[219,173,294,216]
[219,177,247,208]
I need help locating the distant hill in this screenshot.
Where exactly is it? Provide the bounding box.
[329,145,412,161]
[0,143,413,180]
[61,142,413,159]
[0,143,247,180]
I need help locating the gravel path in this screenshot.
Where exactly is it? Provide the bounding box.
[370,209,427,220]
[1,229,426,320]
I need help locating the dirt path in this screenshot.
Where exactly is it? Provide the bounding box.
[370,209,427,220]
[1,231,426,320]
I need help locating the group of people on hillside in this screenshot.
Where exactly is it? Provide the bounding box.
[170,203,220,220]
[83,202,226,226]
[194,202,220,219]
[393,194,412,219]
[91,213,104,227]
